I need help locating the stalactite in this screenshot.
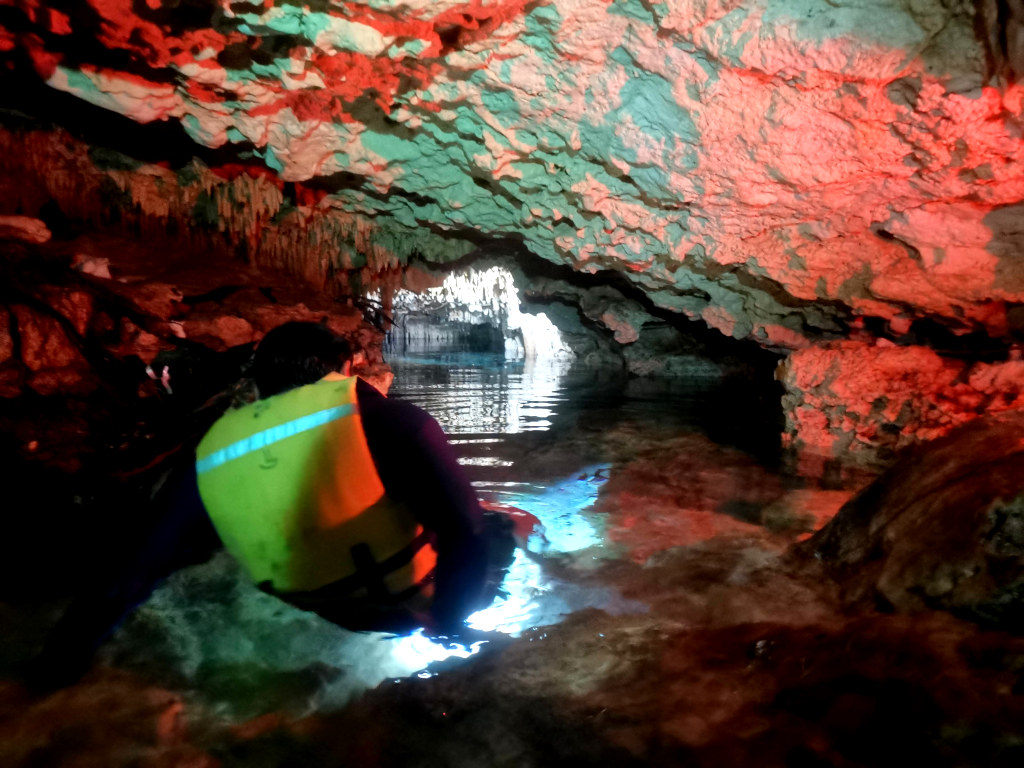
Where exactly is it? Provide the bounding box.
[0,125,476,298]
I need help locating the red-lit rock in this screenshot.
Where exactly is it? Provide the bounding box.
[181,314,255,351]
[2,0,1021,356]
[5,288,99,394]
[113,320,168,365]
[779,341,1024,465]
[0,366,23,398]
[107,282,184,320]
[26,367,98,396]
[0,306,22,397]
[247,303,363,338]
[0,675,216,768]
[0,306,13,365]
[808,409,1024,629]
[1,0,1023,464]
[0,215,50,244]
[10,304,86,371]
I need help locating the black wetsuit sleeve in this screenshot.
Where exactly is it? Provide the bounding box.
[357,379,487,630]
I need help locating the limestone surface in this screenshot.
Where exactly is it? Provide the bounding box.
[2,0,1024,457]
[778,340,1024,464]
[808,409,1024,629]
[2,0,1022,348]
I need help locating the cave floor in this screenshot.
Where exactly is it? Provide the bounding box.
[1,354,1023,768]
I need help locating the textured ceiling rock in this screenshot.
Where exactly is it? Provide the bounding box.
[2,0,1023,352]
[2,0,1024,465]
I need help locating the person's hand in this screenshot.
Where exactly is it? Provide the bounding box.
[481,503,542,549]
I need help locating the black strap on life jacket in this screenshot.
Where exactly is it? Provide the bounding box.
[262,528,434,606]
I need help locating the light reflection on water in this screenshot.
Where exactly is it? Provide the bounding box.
[375,351,781,673]
[389,630,491,673]
[465,464,611,635]
[379,354,663,668]
[126,352,785,713]
[387,352,571,437]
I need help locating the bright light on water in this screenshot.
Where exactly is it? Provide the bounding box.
[375,464,615,674]
[387,629,490,672]
[373,363,646,684]
[457,456,516,467]
[465,464,612,634]
[467,549,549,633]
[514,464,608,554]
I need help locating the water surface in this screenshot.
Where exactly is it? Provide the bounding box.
[386,352,791,635]
[104,351,818,718]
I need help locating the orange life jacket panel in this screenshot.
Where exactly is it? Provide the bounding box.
[195,374,436,596]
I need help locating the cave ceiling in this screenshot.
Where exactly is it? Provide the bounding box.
[1,0,1023,351]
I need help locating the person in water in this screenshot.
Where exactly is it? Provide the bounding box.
[34,321,513,687]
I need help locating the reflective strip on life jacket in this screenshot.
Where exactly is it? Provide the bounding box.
[195,403,356,475]
[195,374,437,594]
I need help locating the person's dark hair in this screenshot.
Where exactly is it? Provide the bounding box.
[251,321,352,397]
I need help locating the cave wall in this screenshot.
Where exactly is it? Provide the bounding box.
[1,0,1024,464]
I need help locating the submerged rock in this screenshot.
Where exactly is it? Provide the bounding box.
[808,409,1024,630]
[5,354,1024,767]
[199,611,1024,768]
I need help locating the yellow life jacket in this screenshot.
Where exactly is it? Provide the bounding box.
[195,374,436,598]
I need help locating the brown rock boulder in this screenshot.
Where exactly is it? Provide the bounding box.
[808,409,1024,631]
[0,306,13,365]
[10,305,86,371]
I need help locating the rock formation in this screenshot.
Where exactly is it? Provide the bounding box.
[808,409,1024,630]
[1,0,1023,463]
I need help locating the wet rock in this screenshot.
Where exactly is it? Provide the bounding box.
[0,675,215,768]
[808,409,1024,630]
[0,306,13,366]
[759,489,852,536]
[11,304,85,371]
[592,430,790,563]
[6,344,1024,767]
[779,341,1024,466]
[0,215,50,244]
[621,536,840,629]
[210,612,1024,768]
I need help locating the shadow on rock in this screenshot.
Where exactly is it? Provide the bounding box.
[802,410,1024,632]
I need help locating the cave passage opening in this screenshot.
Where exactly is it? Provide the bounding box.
[380,265,573,362]
[342,261,800,688]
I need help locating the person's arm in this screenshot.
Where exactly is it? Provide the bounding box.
[400,416,490,631]
[358,383,489,632]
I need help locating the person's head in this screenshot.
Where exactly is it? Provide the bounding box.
[251,321,353,398]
